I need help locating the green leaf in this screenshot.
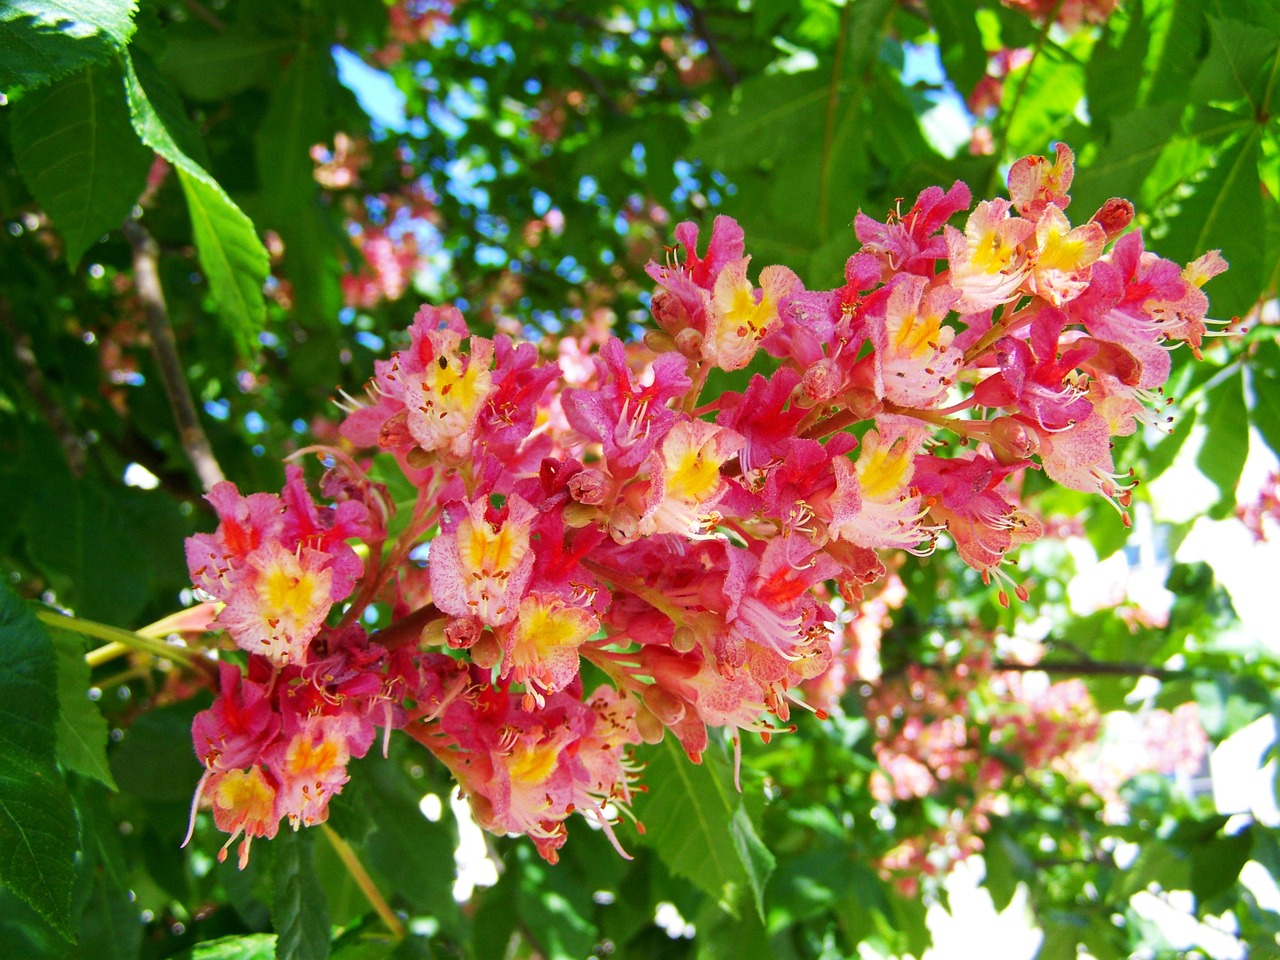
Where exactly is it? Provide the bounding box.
[1194,369,1249,519]
[1159,126,1265,321]
[158,29,289,102]
[633,737,774,919]
[1190,17,1280,111]
[180,934,277,960]
[1249,339,1280,459]
[0,584,78,938]
[272,829,331,960]
[924,0,987,95]
[1190,827,1254,906]
[0,0,137,91]
[10,60,152,266]
[108,696,206,803]
[50,628,116,790]
[122,50,268,358]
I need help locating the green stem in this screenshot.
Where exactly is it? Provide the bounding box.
[38,610,211,674]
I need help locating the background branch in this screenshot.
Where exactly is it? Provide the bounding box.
[121,218,226,494]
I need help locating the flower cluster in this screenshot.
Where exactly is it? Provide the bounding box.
[866,653,1101,888]
[185,144,1225,865]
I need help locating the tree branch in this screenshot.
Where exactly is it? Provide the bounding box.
[122,218,226,494]
[992,659,1188,681]
[678,0,739,87]
[0,298,87,475]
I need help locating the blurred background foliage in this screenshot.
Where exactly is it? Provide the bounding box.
[1,0,1279,958]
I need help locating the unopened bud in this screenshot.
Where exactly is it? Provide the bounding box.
[643,329,677,353]
[988,416,1039,464]
[562,501,598,528]
[671,624,698,653]
[568,468,609,506]
[444,616,482,650]
[798,358,840,406]
[1089,198,1135,240]
[634,702,667,744]
[609,504,640,544]
[674,327,704,359]
[641,686,687,725]
[470,631,502,669]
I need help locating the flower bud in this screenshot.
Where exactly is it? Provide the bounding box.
[643,329,677,354]
[444,615,482,649]
[634,701,667,744]
[988,416,1039,465]
[470,630,502,669]
[674,327,704,359]
[1089,197,1134,241]
[568,468,609,506]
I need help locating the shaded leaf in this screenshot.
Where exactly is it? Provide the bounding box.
[273,829,331,960]
[50,627,116,790]
[0,584,78,938]
[108,695,206,803]
[0,0,137,91]
[10,60,152,265]
[159,28,289,102]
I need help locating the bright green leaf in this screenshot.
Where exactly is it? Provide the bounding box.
[634,737,774,919]
[1249,339,1280,459]
[181,934,277,960]
[50,628,116,790]
[10,60,152,266]
[1159,126,1265,321]
[0,0,137,91]
[122,51,268,358]
[1194,369,1249,519]
[1190,17,1280,111]
[273,829,331,960]
[0,584,78,938]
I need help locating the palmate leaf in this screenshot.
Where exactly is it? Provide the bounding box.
[633,736,774,920]
[121,51,269,358]
[10,60,152,266]
[0,0,137,91]
[0,584,78,938]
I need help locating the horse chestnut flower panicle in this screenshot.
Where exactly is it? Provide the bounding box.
[183,144,1226,866]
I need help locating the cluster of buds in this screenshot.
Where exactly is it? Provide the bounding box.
[1001,0,1119,29]
[185,145,1225,865]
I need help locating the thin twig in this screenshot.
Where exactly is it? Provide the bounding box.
[678,0,739,86]
[122,218,226,493]
[0,299,87,475]
[320,824,406,939]
[992,659,1188,681]
[180,0,227,32]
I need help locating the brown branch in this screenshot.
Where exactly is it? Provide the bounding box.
[180,0,227,32]
[0,299,87,475]
[678,0,739,87]
[992,659,1188,682]
[122,218,226,493]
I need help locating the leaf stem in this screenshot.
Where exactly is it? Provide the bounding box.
[319,824,406,940]
[38,609,211,675]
